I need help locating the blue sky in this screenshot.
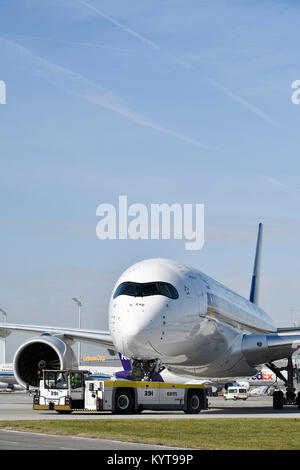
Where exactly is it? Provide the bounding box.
[0,0,300,359]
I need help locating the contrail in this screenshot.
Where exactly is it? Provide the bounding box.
[75,2,297,135]
[1,37,213,150]
[265,176,300,193]
[77,0,160,51]
[207,78,298,137]
[0,32,133,53]
[208,79,279,127]
[76,0,190,67]
[86,92,214,148]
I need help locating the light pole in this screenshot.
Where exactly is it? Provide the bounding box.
[0,309,7,364]
[72,297,82,365]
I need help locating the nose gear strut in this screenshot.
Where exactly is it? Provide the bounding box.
[131,359,164,381]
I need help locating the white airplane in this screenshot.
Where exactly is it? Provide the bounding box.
[0,363,24,390]
[246,367,286,387]
[0,363,15,384]
[225,367,286,391]
[0,223,299,408]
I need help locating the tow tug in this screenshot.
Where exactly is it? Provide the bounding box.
[32,369,207,414]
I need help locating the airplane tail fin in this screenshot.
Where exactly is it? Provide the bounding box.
[118,353,131,371]
[249,222,263,305]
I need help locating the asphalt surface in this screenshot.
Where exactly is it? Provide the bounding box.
[0,391,299,450]
[0,391,299,420]
[0,428,176,450]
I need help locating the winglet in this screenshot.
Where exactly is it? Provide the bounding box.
[249,223,263,305]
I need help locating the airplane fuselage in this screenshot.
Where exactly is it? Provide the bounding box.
[109,258,277,379]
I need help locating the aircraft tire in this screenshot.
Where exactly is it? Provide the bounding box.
[273,390,284,409]
[297,392,300,410]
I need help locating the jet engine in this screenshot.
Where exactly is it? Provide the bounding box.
[13,335,78,388]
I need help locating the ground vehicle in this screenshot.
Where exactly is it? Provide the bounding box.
[33,370,207,414]
[224,386,248,400]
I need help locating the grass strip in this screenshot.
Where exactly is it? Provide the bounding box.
[0,418,299,450]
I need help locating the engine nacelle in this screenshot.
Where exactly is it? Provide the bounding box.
[13,335,78,388]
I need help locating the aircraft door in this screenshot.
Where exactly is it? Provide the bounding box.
[187,274,207,317]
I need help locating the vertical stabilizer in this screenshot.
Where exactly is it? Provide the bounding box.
[249,223,263,305]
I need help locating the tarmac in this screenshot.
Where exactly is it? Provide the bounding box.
[0,392,299,450]
[0,390,300,420]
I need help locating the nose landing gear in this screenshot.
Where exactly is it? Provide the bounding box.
[131,359,165,381]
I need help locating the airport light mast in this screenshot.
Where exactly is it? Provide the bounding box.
[0,309,7,364]
[72,297,82,366]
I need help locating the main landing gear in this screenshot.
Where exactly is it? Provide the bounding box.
[266,357,300,410]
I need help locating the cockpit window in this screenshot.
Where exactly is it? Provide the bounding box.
[113,281,179,299]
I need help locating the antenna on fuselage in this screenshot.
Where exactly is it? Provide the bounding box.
[249,222,263,305]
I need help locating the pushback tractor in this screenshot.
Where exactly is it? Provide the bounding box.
[32,370,207,414]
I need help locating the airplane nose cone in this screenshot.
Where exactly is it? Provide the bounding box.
[121,322,148,356]
[109,298,163,359]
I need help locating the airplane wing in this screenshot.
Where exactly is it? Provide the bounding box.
[0,323,116,352]
[277,327,300,335]
[1,324,300,368]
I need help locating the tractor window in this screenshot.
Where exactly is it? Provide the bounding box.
[70,372,83,389]
[44,371,68,390]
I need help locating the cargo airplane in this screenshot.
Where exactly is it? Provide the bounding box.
[0,223,299,409]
